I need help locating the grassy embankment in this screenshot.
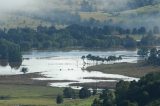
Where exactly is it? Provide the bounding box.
[69,62,160,89]
[86,62,160,78]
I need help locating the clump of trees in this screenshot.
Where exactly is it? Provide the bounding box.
[81,54,122,64]
[56,87,92,104]
[0,24,159,51]
[0,39,22,69]
[137,48,160,66]
[0,25,142,51]
[0,39,22,62]
[92,72,160,106]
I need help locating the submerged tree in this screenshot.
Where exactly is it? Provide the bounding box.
[21,67,28,74]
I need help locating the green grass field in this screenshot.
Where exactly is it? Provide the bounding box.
[0,84,96,106]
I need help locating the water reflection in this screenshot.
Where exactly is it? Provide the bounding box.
[0,50,139,87]
[0,59,8,67]
[0,59,22,69]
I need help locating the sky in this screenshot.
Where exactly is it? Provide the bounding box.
[0,0,129,12]
[0,0,31,11]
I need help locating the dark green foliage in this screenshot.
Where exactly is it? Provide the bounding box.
[85,54,122,63]
[63,87,75,98]
[101,89,116,106]
[92,89,97,95]
[21,67,28,74]
[123,36,137,48]
[0,39,22,63]
[92,98,101,106]
[137,47,149,57]
[20,42,31,51]
[116,80,130,105]
[93,72,160,106]
[139,35,160,46]
[0,25,140,51]
[79,87,91,99]
[138,48,160,66]
[119,100,138,106]
[56,94,63,104]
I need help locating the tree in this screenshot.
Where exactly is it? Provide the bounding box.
[123,36,136,48]
[99,89,116,106]
[116,80,130,105]
[92,98,101,106]
[79,87,91,99]
[56,94,63,104]
[137,47,149,57]
[21,67,28,74]
[153,26,160,34]
[92,89,97,95]
[81,56,86,64]
[63,87,75,98]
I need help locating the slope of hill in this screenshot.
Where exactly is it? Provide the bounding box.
[80,2,160,28]
[0,0,160,28]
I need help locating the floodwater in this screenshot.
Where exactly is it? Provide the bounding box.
[0,50,140,88]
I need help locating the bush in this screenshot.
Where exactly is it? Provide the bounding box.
[92,89,97,95]
[63,87,75,98]
[56,94,63,104]
[79,87,91,99]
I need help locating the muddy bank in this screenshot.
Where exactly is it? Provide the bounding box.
[70,81,117,89]
[83,77,121,81]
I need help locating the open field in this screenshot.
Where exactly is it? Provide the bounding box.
[0,84,96,106]
[86,62,160,78]
[0,73,96,106]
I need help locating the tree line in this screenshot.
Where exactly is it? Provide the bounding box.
[81,54,122,65]
[138,48,160,66]
[56,87,94,104]
[92,72,160,106]
[0,39,22,69]
[1,24,156,51]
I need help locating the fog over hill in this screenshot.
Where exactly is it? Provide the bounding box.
[0,0,160,28]
[0,0,129,13]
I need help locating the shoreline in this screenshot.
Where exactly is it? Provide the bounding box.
[86,62,160,78]
[0,72,78,87]
[22,47,137,53]
[70,81,117,89]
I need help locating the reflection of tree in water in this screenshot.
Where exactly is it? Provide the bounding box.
[0,59,8,67]
[0,59,22,69]
[9,61,22,69]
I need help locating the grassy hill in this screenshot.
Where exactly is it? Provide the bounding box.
[80,3,160,28]
[0,1,160,28]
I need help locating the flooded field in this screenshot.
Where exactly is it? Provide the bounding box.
[0,50,140,88]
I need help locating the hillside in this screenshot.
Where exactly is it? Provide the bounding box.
[0,0,160,28]
[80,3,160,28]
